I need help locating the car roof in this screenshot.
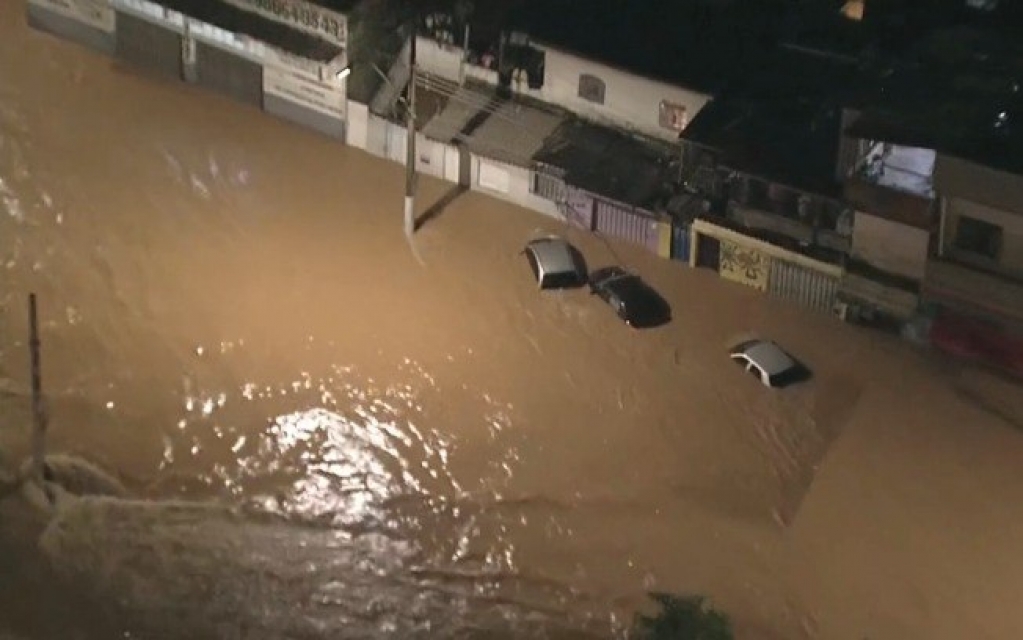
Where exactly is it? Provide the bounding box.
[734,340,796,376]
[525,237,577,275]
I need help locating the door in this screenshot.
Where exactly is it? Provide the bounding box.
[695,233,721,270]
[195,40,262,106]
[115,11,182,78]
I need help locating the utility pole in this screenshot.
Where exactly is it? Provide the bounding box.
[404,19,417,238]
[28,293,48,491]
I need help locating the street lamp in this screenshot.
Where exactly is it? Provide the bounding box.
[335,65,351,81]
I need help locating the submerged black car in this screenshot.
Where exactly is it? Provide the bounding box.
[589,266,671,328]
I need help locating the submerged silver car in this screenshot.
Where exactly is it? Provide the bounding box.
[728,339,810,388]
[522,236,587,290]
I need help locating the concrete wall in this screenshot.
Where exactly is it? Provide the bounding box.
[852,211,929,280]
[366,114,407,164]
[464,62,498,85]
[27,0,115,53]
[347,100,369,149]
[415,134,459,182]
[416,36,462,83]
[263,63,346,139]
[525,44,711,143]
[945,196,1023,275]
[470,154,561,219]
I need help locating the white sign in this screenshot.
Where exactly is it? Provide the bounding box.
[264,47,322,79]
[30,0,115,32]
[263,65,345,119]
[479,161,510,194]
[222,0,347,46]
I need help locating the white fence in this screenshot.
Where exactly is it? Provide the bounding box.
[353,111,560,220]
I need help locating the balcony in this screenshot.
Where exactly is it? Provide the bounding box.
[844,175,934,229]
[725,181,852,254]
[923,258,1023,326]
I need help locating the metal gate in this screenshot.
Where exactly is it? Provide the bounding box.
[114,11,181,77]
[194,41,262,106]
[672,220,691,263]
[564,187,594,230]
[768,260,839,313]
[594,199,659,253]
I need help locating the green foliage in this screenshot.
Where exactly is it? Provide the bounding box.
[632,593,734,640]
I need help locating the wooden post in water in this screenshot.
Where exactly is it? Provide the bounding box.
[28,293,48,490]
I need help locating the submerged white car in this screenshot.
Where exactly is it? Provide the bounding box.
[522,236,587,290]
[728,339,810,388]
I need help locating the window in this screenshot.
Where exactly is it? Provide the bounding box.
[954,216,1002,259]
[659,100,688,131]
[578,74,606,104]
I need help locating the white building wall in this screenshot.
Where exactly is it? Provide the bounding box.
[415,36,462,82]
[471,155,561,219]
[851,211,929,280]
[526,44,711,143]
[946,197,1023,275]
[346,100,369,149]
[414,36,711,143]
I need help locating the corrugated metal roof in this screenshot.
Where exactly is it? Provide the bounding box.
[419,79,565,166]
[534,119,676,211]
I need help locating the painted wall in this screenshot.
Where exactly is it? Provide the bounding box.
[415,133,459,182]
[852,211,930,280]
[415,36,462,83]
[263,60,347,137]
[945,197,1023,275]
[365,114,407,164]
[413,36,711,143]
[471,155,561,219]
[347,100,369,149]
[525,44,711,143]
[27,0,115,52]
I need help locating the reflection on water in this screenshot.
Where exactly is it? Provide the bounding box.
[31,361,611,638]
[165,362,478,524]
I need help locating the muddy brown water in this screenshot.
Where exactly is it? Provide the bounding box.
[4,3,1023,638]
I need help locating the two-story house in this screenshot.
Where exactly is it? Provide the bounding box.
[928,154,1023,330]
[678,49,862,314]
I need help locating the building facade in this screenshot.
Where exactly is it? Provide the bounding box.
[927,153,1023,328]
[28,0,352,140]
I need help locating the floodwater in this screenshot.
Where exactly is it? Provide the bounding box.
[3,3,1023,638]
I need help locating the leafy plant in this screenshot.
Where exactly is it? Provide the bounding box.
[632,592,734,640]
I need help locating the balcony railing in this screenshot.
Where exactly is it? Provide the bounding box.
[726,201,852,253]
